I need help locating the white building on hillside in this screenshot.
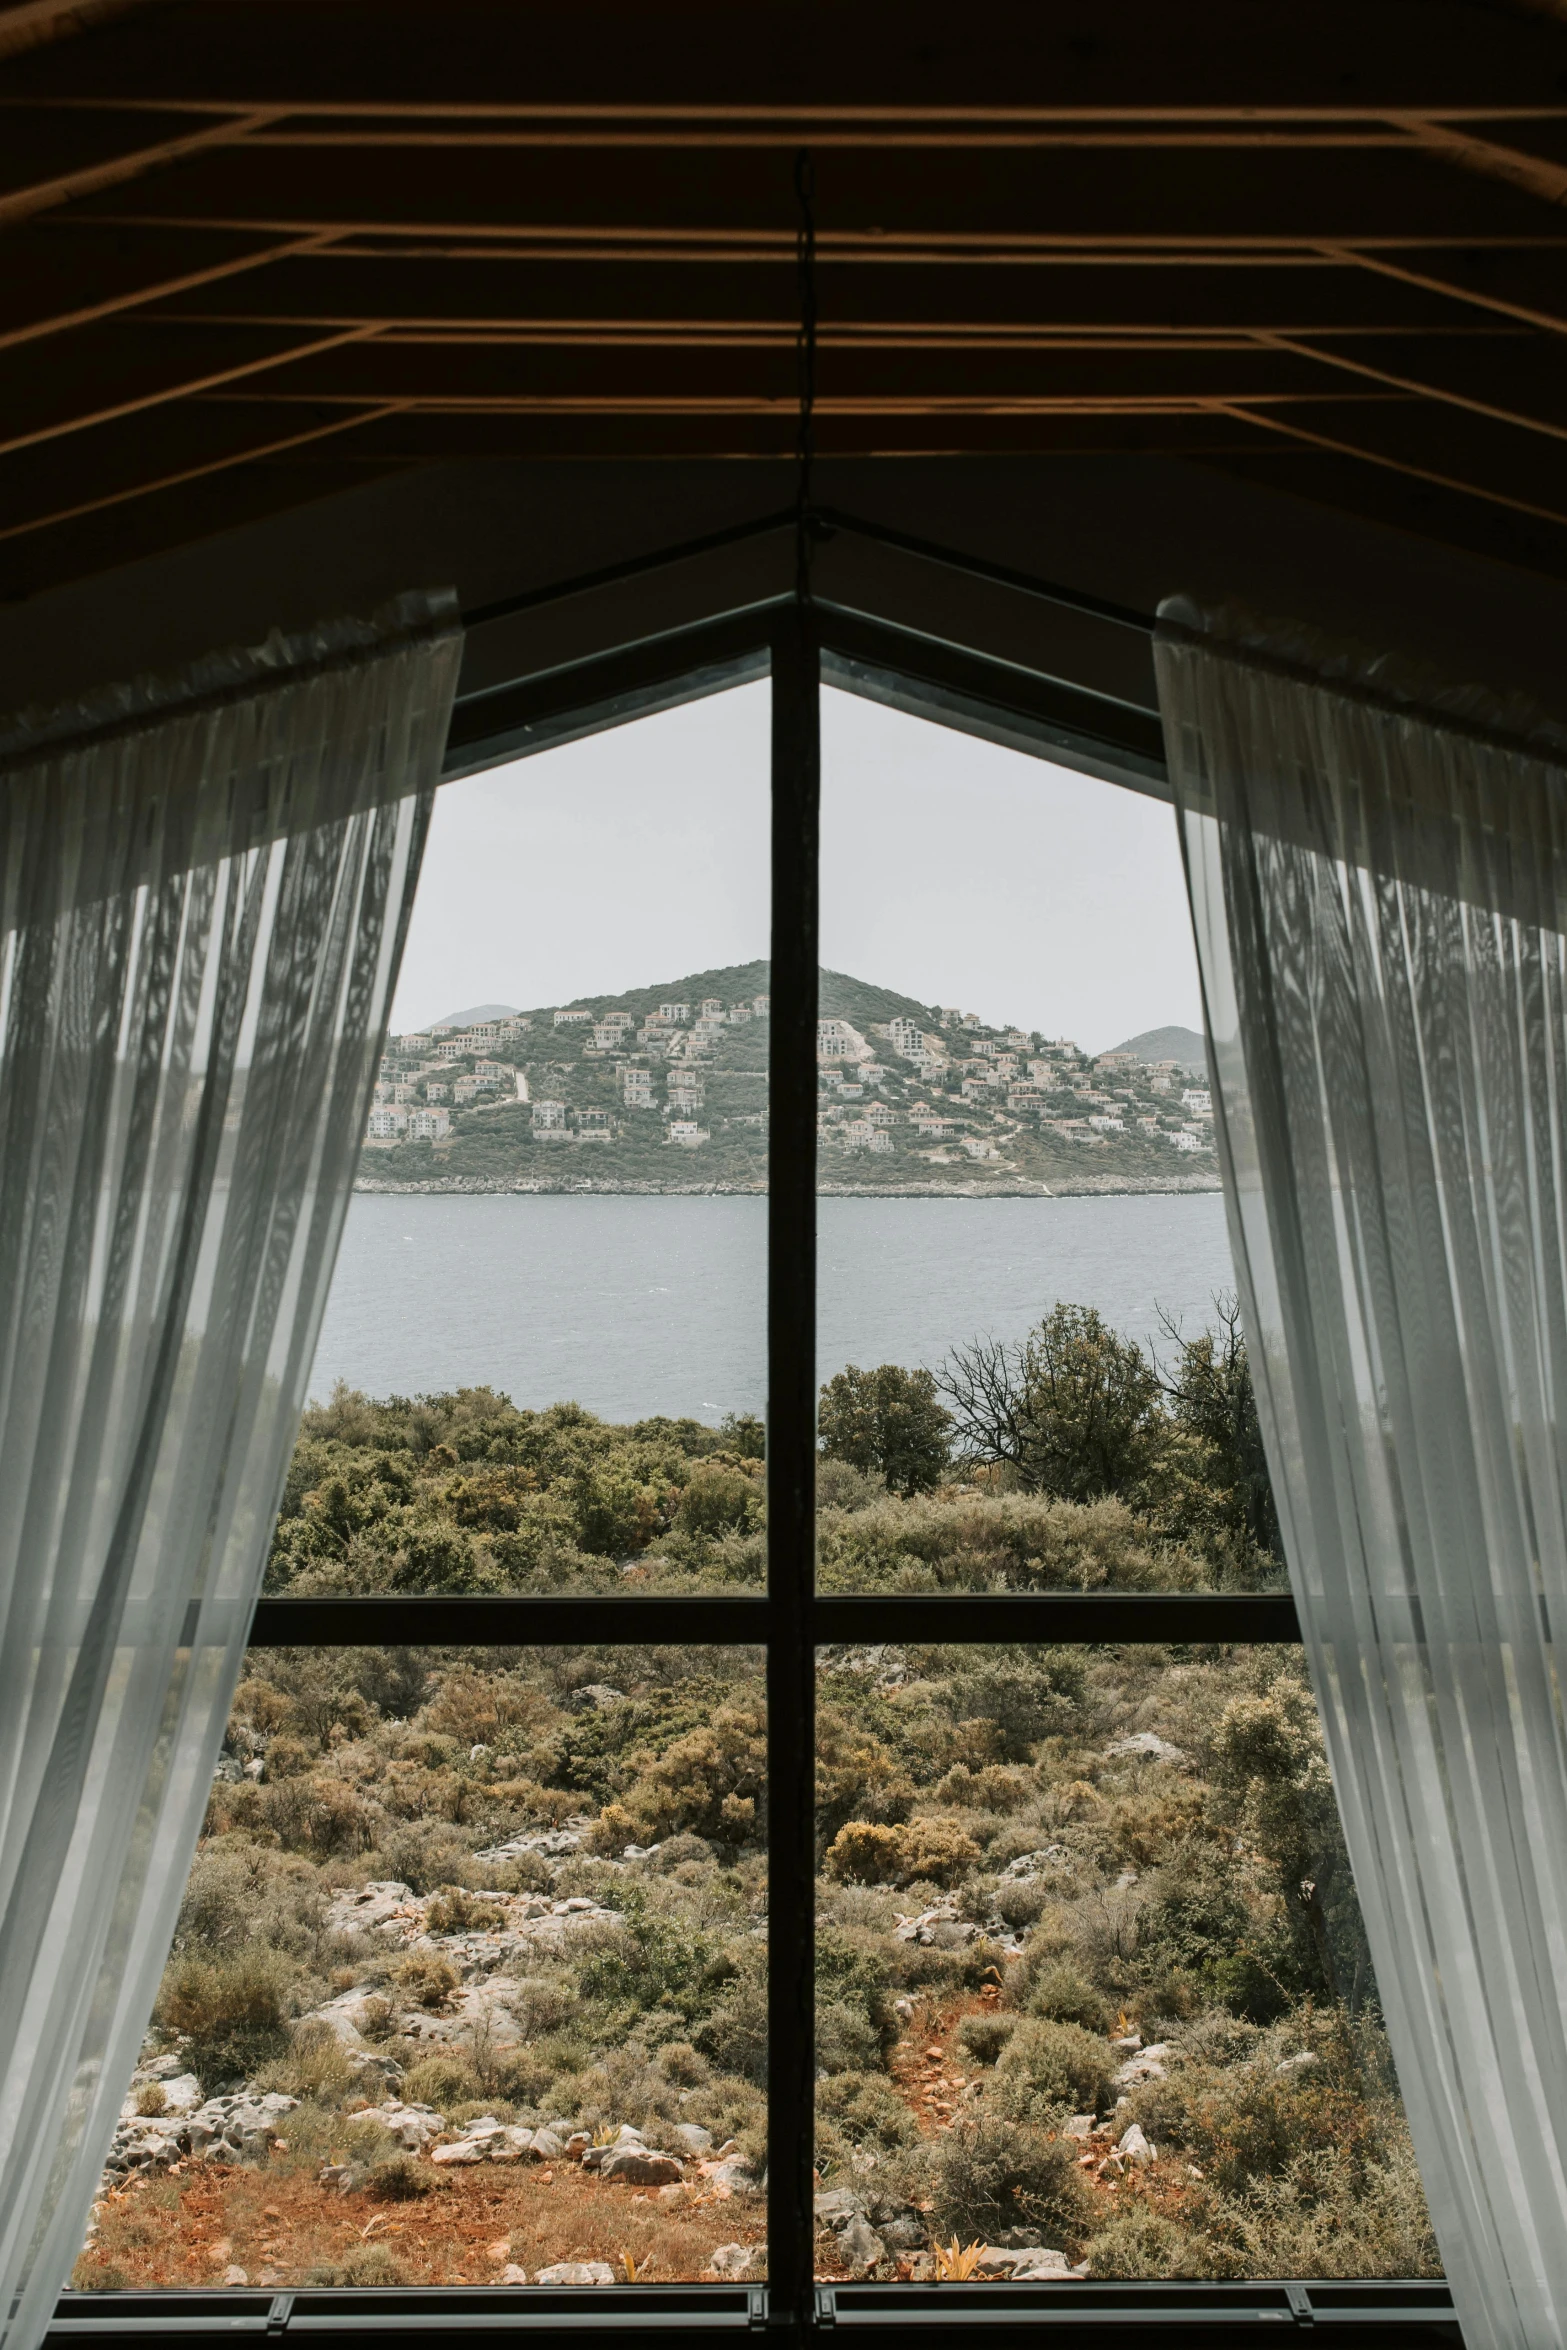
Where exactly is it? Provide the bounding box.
[532,1100,568,1131]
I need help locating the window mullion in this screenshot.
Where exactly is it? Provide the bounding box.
[766,607,820,2327]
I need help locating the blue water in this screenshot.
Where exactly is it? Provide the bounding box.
[308,1191,1235,1424]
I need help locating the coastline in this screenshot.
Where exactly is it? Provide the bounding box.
[352,1173,1222,1199]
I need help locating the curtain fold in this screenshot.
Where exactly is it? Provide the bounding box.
[1155,603,1567,2350]
[0,592,461,2350]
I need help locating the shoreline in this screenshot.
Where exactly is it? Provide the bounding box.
[351,1174,1223,1200]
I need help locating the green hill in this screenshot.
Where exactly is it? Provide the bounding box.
[1107,1023,1207,1071]
[364,965,1220,1197]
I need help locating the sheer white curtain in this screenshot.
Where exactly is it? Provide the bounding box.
[1156,602,1567,2350]
[0,593,461,2350]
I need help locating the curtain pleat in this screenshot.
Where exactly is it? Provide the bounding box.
[0,594,461,2350]
[1156,603,1567,2350]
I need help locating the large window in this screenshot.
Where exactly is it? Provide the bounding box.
[60,609,1447,2340]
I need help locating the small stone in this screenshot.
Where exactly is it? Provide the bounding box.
[318,2164,353,2191]
[708,2242,764,2279]
[528,2128,565,2161]
[535,2260,616,2287]
[564,2132,593,2161]
[838,2214,885,2274]
[1062,2114,1096,2140]
[432,2141,485,2165]
[222,2265,248,2287]
[674,2123,713,2154]
[486,2239,511,2262]
[500,2264,529,2285]
[1117,2123,1155,2167]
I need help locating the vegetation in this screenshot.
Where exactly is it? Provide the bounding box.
[359,961,1218,1197]
[108,1306,1433,2289]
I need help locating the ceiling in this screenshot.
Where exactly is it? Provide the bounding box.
[3,0,1567,607]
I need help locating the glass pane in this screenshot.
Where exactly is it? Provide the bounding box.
[812,1640,1435,2284]
[815,690,1279,1594]
[299,686,770,1594]
[78,1645,766,2292]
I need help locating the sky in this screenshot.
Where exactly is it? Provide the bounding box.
[390,682,1203,1054]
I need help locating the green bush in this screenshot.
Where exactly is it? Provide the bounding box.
[816,2070,922,2152]
[365,2153,436,2200]
[1083,2204,1204,2279]
[395,1952,459,2010]
[956,2013,1016,2067]
[1024,1959,1113,2034]
[898,1817,981,1887]
[931,2114,1093,2247]
[991,2018,1113,2123]
[155,1950,293,2087]
[401,2052,481,2109]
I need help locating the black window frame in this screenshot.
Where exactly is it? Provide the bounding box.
[48,536,1460,2349]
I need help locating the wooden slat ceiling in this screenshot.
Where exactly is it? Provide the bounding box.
[3,0,1567,599]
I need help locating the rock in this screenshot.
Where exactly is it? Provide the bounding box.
[894,1905,981,1949]
[318,2165,353,2191]
[529,2127,565,2162]
[874,2206,928,2253]
[613,2122,645,2145]
[601,2149,684,2186]
[813,2189,866,2233]
[837,2214,886,2274]
[136,2053,187,2082]
[998,1847,1071,1883]
[535,2261,616,2287]
[1109,2034,1142,2052]
[1111,2047,1168,2088]
[1104,1731,1186,1766]
[1117,2123,1155,2168]
[708,2243,764,2279]
[1062,2114,1097,2140]
[223,2266,249,2287]
[1275,2050,1316,2075]
[564,2131,593,2162]
[674,2123,713,2155]
[355,2100,445,2150]
[703,2153,762,2196]
[500,2264,529,2285]
[432,2141,486,2165]
[159,2073,203,2113]
[570,1684,625,1710]
[975,2246,1076,2279]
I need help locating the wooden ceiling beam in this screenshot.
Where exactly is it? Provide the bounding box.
[0,222,345,352]
[68,139,1567,245]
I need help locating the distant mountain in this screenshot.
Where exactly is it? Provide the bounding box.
[431,1002,522,1029]
[505,962,937,1032]
[1107,1024,1207,1071]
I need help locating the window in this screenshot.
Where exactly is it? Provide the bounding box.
[61,601,1448,2341]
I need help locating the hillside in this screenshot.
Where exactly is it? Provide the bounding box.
[1108,1025,1207,1072]
[360,966,1219,1198]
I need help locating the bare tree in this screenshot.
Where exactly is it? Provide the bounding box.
[935,1333,1032,1478]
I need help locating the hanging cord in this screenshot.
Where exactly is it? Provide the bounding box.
[794,146,818,604]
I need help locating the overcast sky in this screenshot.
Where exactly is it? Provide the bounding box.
[390,683,1203,1053]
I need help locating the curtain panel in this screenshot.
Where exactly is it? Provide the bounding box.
[1155,604,1567,2350]
[0,593,461,2350]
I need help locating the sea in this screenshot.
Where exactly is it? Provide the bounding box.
[308,1190,1237,1424]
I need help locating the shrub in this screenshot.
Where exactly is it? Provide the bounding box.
[824,1822,902,1885]
[134,2083,167,2117]
[254,2021,355,2106]
[956,2013,1016,2067]
[156,1950,293,2087]
[395,1952,459,2011]
[816,1999,885,2074]
[898,1817,980,1887]
[992,2018,1113,2123]
[816,2070,922,2152]
[698,1953,769,2086]
[1024,1959,1112,2034]
[932,2115,1093,2246]
[401,2052,480,2108]
[674,1464,763,1539]
[818,1363,951,1495]
[303,2247,411,2287]
[1083,2204,1204,2279]
[627,1705,766,1844]
[425,1883,494,1934]
[365,2153,435,2200]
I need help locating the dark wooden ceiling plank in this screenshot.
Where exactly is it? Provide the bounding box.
[0,221,345,353]
[0,317,382,458]
[1214,399,1567,528]
[1326,244,1567,340]
[66,139,1567,245]
[131,250,1512,338]
[3,0,1566,112]
[0,0,150,63]
[0,101,280,228]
